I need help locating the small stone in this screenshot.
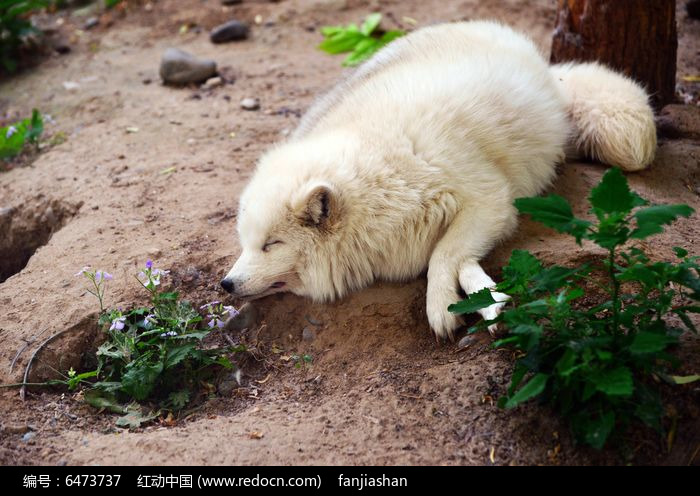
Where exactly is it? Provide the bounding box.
[457,335,474,349]
[21,432,36,443]
[240,97,260,111]
[160,48,217,85]
[302,327,315,342]
[210,20,249,43]
[84,17,99,30]
[222,0,242,5]
[202,76,224,90]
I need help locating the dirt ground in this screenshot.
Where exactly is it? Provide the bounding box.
[0,0,699,466]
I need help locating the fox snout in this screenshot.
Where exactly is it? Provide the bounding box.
[220,278,235,293]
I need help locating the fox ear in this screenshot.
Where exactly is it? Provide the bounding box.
[296,182,336,228]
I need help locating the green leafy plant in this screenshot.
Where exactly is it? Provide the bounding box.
[72,261,243,426]
[1,1,49,73]
[319,13,404,67]
[0,108,43,159]
[450,168,699,449]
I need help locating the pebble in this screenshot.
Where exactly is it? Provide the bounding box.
[457,335,474,349]
[159,48,217,85]
[202,76,224,90]
[84,17,99,30]
[302,327,315,342]
[21,432,36,443]
[240,97,260,111]
[210,20,249,43]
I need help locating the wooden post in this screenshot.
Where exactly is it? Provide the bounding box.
[550,0,677,109]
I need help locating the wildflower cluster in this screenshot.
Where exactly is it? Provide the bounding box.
[73,260,243,426]
[200,301,239,329]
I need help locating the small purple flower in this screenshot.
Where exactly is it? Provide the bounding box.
[103,272,113,281]
[224,305,239,318]
[109,316,126,331]
[143,314,156,327]
[208,318,225,329]
[95,271,102,282]
[75,266,90,277]
[160,330,177,338]
[5,125,17,139]
[145,260,153,269]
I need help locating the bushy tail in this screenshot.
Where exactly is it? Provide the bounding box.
[550,62,657,171]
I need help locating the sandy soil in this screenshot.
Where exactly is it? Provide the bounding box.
[0,0,699,466]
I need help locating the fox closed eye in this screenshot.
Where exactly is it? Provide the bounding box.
[262,240,283,252]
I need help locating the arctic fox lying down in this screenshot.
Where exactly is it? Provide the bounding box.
[220,21,657,340]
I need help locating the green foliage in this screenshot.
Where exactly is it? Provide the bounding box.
[0,0,49,73]
[0,108,43,159]
[319,13,404,67]
[450,168,699,449]
[74,263,243,427]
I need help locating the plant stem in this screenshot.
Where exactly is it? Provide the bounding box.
[609,248,620,335]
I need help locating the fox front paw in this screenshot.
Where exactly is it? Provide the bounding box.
[477,291,509,335]
[426,289,463,342]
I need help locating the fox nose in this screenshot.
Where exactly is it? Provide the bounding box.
[220,278,235,293]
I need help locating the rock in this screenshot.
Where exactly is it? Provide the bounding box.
[240,97,260,110]
[84,17,99,30]
[202,76,224,90]
[159,48,217,85]
[222,0,242,4]
[457,335,474,349]
[210,20,249,43]
[302,327,315,342]
[21,432,36,443]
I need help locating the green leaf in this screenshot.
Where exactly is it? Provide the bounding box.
[591,367,634,396]
[121,361,163,400]
[675,311,697,333]
[448,288,497,314]
[25,108,43,144]
[164,343,196,369]
[167,390,190,410]
[631,204,694,239]
[504,373,548,409]
[84,389,127,414]
[318,31,366,54]
[501,249,542,291]
[673,247,688,258]
[67,370,98,390]
[589,167,644,217]
[579,411,615,450]
[360,13,381,36]
[514,195,591,243]
[669,374,700,385]
[380,30,404,43]
[115,404,159,429]
[629,332,676,354]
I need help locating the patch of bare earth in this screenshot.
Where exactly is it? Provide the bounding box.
[0,0,698,466]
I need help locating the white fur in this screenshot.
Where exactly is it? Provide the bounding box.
[223,21,657,340]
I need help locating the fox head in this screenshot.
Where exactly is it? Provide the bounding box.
[220,135,356,303]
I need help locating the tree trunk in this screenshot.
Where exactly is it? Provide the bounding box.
[550,0,677,109]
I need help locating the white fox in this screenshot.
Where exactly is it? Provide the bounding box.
[221,21,656,340]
